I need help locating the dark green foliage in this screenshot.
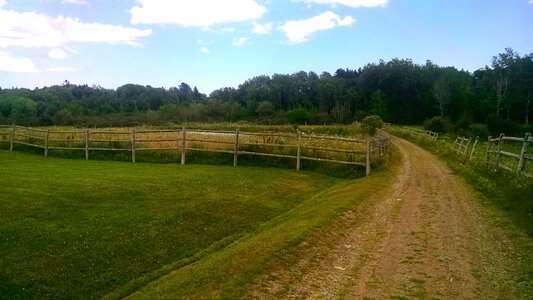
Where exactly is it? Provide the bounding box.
[467,123,490,139]
[362,115,383,134]
[423,116,452,133]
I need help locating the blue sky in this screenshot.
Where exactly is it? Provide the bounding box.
[0,0,532,94]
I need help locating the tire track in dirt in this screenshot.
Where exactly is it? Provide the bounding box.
[248,136,532,299]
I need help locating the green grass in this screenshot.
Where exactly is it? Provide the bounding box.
[0,150,340,299]
[0,143,397,299]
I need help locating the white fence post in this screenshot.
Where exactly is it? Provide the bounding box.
[233,129,239,167]
[517,132,530,174]
[181,126,186,165]
[9,124,15,152]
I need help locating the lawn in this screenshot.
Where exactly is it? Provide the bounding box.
[0,142,398,299]
[0,151,339,299]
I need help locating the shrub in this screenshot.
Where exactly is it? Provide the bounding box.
[361,115,383,135]
[467,123,490,139]
[423,116,452,133]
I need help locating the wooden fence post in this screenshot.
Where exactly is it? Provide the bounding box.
[45,129,50,157]
[296,131,301,171]
[131,128,136,163]
[496,133,504,170]
[485,136,492,166]
[181,126,186,165]
[517,132,530,174]
[9,123,15,152]
[233,129,239,167]
[85,129,89,160]
[467,136,479,163]
[365,138,371,176]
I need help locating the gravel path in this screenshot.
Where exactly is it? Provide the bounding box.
[249,136,532,299]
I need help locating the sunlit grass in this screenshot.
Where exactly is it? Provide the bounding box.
[0,150,339,299]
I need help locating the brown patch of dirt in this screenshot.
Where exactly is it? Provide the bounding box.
[248,137,532,299]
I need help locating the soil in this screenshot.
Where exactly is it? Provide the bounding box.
[248,136,532,299]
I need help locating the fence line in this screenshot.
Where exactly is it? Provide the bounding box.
[0,124,391,176]
[403,127,439,140]
[486,132,532,177]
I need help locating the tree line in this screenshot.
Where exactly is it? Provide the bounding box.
[1,48,531,135]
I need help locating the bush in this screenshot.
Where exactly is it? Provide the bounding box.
[361,115,383,135]
[467,123,490,139]
[287,108,309,125]
[423,116,452,133]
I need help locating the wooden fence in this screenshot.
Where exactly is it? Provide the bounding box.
[403,127,439,140]
[485,133,532,177]
[0,125,391,176]
[453,136,480,164]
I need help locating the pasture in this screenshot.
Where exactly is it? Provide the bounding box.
[0,147,396,298]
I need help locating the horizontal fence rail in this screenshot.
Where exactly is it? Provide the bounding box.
[486,132,532,178]
[0,124,391,176]
[403,127,439,140]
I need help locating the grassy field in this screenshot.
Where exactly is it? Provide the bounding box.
[0,147,396,299]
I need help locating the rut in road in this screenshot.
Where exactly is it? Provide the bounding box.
[249,137,532,299]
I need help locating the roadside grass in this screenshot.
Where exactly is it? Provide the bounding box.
[122,146,400,299]
[0,151,341,299]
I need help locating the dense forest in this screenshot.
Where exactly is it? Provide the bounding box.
[1,48,531,135]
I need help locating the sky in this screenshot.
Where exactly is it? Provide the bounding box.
[0,0,532,95]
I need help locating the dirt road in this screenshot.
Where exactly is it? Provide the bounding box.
[249,137,532,299]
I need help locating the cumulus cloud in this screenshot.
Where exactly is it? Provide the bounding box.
[49,48,67,59]
[281,11,354,43]
[252,22,273,35]
[130,0,267,27]
[62,0,90,5]
[200,46,210,53]
[232,37,248,46]
[45,67,77,72]
[0,51,38,72]
[297,0,387,8]
[0,9,152,49]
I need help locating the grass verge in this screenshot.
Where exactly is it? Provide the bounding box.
[0,151,339,299]
[120,147,400,299]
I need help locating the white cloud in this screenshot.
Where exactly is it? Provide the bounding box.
[0,9,152,49]
[200,46,210,53]
[232,37,248,46]
[529,0,533,4]
[0,51,38,73]
[49,48,67,59]
[130,0,267,27]
[62,0,90,5]
[45,67,77,73]
[297,0,387,8]
[0,0,5,8]
[252,22,273,35]
[281,11,355,43]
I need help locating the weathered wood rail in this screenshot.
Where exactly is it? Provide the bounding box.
[486,133,532,177]
[403,127,439,140]
[0,124,391,176]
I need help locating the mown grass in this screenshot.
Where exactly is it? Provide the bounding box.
[0,140,395,299]
[120,146,399,299]
[0,150,342,299]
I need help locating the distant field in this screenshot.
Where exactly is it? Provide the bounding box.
[0,151,341,298]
